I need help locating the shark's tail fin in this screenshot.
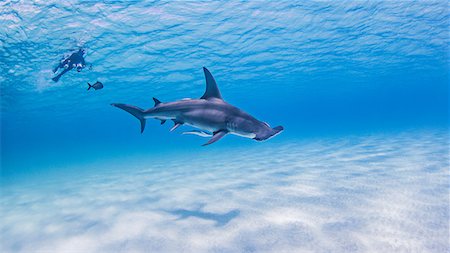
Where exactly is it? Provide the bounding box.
[111,103,146,133]
[87,82,92,90]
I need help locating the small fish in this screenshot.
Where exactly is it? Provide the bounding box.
[87,81,104,91]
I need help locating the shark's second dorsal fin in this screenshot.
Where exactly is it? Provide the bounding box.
[153,97,162,107]
[201,67,223,100]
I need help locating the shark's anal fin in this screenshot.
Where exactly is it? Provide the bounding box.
[201,67,223,100]
[202,130,227,146]
[182,130,212,137]
[170,120,183,132]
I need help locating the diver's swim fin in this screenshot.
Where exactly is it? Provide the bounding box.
[52,68,68,82]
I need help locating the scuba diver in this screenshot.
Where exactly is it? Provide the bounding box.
[52,49,90,82]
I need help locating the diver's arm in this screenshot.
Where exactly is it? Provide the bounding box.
[53,58,67,73]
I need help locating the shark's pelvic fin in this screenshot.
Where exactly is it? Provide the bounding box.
[202,130,227,146]
[170,120,183,132]
[111,103,146,133]
[182,130,212,137]
[201,67,223,100]
[153,97,162,107]
[160,120,166,125]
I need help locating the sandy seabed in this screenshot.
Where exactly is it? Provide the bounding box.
[1,131,448,253]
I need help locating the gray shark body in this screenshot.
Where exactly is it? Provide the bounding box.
[112,67,283,146]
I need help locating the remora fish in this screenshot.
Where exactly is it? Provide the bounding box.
[111,67,284,146]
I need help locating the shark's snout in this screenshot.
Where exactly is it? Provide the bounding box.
[254,126,284,141]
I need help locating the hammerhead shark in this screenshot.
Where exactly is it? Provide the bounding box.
[111,67,284,146]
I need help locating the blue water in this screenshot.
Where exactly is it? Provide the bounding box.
[1,1,449,252]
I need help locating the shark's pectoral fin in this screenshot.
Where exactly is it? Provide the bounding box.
[160,120,166,125]
[170,120,183,132]
[170,123,182,132]
[182,130,212,137]
[202,130,228,146]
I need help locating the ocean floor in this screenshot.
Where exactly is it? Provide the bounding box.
[1,130,449,253]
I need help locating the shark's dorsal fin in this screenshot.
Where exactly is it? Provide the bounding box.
[153,97,162,107]
[201,67,223,100]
